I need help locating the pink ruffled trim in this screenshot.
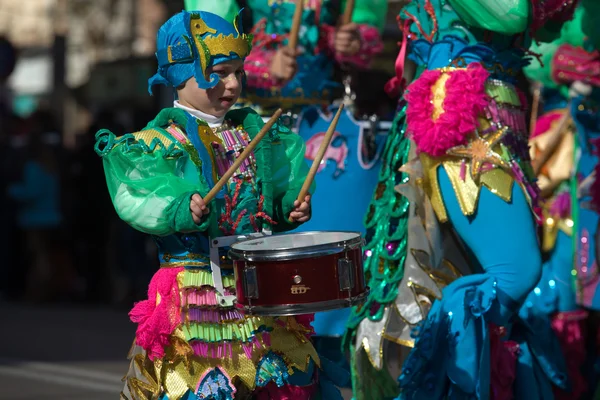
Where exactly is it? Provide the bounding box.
[551,310,589,400]
[322,24,383,69]
[129,268,183,360]
[245,48,282,90]
[405,63,490,156]
[490,324,520,400]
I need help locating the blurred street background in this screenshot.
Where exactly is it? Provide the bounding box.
[0,0,406,398]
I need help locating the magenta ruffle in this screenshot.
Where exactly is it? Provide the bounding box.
[129,267,183,360]
[405,63,489,156]
[490,325,520,400]
[245,48,281,90]
[551,310,588,400]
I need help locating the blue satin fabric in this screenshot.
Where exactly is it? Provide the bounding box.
[528,231,577,314]
[397,167,548,399]
[438,168,542,320]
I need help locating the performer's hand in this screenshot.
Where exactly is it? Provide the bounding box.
[290,195,311,222]
[335,23,361,56]
[190,193,209,224]
[270,47,298,81]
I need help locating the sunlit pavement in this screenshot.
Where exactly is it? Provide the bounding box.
[0,302,131,399]
[0,302,354,399]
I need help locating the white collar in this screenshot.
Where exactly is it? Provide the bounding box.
[174,101,225,128]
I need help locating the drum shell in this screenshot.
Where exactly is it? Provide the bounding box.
[233,245,365,312]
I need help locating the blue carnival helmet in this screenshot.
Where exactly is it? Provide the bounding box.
[148,10,252,93]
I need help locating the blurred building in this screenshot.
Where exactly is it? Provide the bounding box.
[1,0,177,145]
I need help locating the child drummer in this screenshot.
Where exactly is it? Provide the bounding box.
[95,10,341,400]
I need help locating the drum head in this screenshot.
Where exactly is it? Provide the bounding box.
[229,231,362,262]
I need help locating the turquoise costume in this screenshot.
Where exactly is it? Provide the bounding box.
[522,6,600,397]
[345,0,578,398]
[95,11,343,400]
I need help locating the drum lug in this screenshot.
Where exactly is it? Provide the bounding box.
[243,264,259,299]
[338,257,354,291]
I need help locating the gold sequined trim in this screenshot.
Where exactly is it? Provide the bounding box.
[132,129,175,148]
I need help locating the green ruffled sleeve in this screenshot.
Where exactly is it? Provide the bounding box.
[183,0,240,22]
[95,130,211,236]
[227,108,315,232]
[345,0,388,31]
[447,0,529,35]
[270,123,315,232]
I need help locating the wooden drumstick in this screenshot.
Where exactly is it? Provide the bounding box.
[288,104,345,222]
[288,0,304,50]
[529,83,541,138]
[204,108,283,204]
[341,0,355,25]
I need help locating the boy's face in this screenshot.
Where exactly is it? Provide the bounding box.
[178,59,244,117]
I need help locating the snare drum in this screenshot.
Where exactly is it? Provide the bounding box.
[229,231,368,316]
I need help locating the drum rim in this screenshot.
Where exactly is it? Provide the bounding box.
[240,288,370,316]
[228,230,363,262]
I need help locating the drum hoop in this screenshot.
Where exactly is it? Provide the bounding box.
[240,288,370,316]
[228,231,363,262]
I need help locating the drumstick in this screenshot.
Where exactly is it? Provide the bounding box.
[203,108,283,204]
[529,83,541,137]
[341,0,355,25]
[288,104,345,222]
[288,0,304,50]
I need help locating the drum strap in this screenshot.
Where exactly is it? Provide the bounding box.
[210,230,271,307]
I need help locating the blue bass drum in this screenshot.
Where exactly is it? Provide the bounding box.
[293,105,388,336]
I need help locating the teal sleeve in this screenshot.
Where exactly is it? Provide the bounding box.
[346,0,388,32]
[226,108,315,232]
[97,131,211,236]
[447,0,529,35]
[184,0,241,22]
